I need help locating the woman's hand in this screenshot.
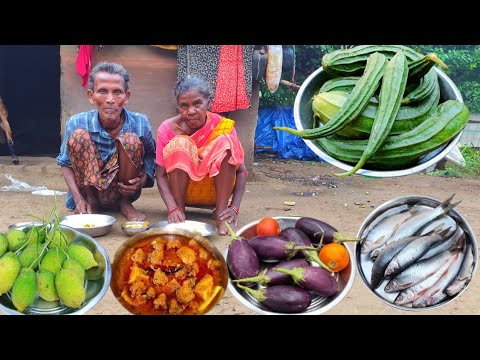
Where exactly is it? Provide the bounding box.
[219,207,238,226]
[168,208,186,223]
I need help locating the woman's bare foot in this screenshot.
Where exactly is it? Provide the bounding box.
[217,219,237,236]
[120,197,146,221]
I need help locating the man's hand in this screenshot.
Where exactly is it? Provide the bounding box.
[117,175,146,196]
[74,198,92,214]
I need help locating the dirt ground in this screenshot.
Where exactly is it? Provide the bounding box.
[0,154,479,315]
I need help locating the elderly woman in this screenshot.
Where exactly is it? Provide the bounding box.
[155,75,247,235]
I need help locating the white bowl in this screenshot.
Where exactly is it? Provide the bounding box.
[60,214,116,237]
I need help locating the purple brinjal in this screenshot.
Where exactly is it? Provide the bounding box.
[274,265,338,297]
[237,284,312,313]
[248,235,316,261]
[226,222,260,287]
[232,258,308,286]
[295,217,361,245]
[279,227,333,273]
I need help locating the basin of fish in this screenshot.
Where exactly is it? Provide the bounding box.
[355,194,477,311]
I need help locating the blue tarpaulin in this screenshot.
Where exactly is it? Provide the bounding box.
[255,107,322,161]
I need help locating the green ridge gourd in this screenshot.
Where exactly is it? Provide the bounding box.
[316,100,469,169]
[273,52,387,139]
[322,45,423,76]
[336,52,409,176]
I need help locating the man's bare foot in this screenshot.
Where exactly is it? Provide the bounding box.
[217,219,237,236]
[84,189,100,213]
[120,197,146,221]
[87,202,100,213]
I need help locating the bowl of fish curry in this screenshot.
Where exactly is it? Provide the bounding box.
[110,228,228,315]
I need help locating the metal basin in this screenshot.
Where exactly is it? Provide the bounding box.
[294,67,464,177]
[121,221,150,236]
[0,224,111,315]
[110,228,228,315]
[355,195,477,311]
[226,217,356,315]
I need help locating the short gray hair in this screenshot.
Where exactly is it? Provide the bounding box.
[174,75,212,103]
[87,61,130,91]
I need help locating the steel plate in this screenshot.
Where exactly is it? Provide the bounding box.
[150,220,217,237]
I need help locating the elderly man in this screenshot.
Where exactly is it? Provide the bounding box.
[57,61,155,221]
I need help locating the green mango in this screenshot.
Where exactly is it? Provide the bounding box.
[0,252,21,295]
[36,269,59,302]
[55,269,86,308]
[11,268,37,312]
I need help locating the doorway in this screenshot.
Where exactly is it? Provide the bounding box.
[0,45,61,156]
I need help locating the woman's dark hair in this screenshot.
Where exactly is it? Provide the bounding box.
[174,75,212,102]
[87,62,130,91]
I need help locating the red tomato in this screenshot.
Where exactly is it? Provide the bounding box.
[257,217,281,236]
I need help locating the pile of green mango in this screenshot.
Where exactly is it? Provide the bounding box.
[0,225,98,313]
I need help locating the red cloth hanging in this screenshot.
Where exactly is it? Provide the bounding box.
[76,45,94,87]
[211,45,250,113]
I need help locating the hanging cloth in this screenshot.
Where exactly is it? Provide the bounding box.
[176,45,254,113]
[76,45,93,87]
[211,45,252,113]
[177,45,221,98]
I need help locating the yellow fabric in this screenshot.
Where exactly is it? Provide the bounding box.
[151,45,178,50]
[185,175,236,207]
[185,117,237,206]
[208,118,235,142]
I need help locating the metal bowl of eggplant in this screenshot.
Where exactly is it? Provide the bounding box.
[294,66,465,177]
[226,216,356,315]
[355,194,477,311]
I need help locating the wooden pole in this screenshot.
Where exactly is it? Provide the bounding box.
[280,80,300,91]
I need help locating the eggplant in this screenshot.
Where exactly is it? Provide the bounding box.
[275,265,338,297]
[226,223,261,287]
[280,227,312,247]
[232,258,308,286]
[236,284,312,313]
[279,227,333,273]
[295,217,362,245]
[248,235,315,261]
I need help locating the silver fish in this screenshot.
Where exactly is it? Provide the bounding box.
[394,251,459,306]
[418,215,457,236]
[362,204,410,237]
[384,249,458,293]
[378,194,460,255]
[418,227,464,261]
[361,206,417,254]
[445,243,475,296]
[384,227,451,279]
[367,206,430,258]
[370,235,420,289]
[412,250,465,308]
